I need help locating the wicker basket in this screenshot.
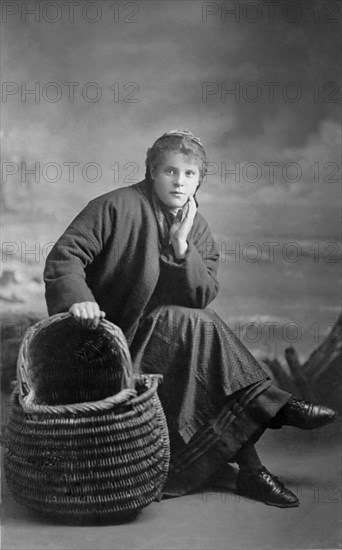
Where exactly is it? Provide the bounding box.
[4,313,170,524]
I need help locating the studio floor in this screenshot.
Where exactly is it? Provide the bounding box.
[1,412,341,550]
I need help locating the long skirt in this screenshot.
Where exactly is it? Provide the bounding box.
[130,305,291,497]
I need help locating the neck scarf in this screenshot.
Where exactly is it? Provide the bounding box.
[151,187,181,250]
[137,179,182,251]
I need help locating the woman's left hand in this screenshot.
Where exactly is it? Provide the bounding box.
[169,195,197,259]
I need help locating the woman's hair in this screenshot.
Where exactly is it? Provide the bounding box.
[145,130,207,184]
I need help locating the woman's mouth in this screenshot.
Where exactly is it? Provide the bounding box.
[170,192,185,197]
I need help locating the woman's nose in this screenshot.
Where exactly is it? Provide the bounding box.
[174,173,185,186]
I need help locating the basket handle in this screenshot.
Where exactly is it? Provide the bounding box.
[16,312,137,414]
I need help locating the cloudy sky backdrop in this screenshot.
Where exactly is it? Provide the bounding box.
[2,1,340,204]
[1,0,341,354]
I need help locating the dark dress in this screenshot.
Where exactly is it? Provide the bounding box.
[44,179,291,496]
[131,295,289,497]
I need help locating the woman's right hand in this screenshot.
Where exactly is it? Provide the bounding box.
[69,301,106,329]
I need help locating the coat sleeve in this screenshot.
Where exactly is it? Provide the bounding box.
[158,213,220,309]
[43,198,113,315]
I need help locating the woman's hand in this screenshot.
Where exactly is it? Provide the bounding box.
[69,301,106,329]
[169,196,197,260]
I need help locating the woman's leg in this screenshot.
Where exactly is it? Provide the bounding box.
[233,443,299,507]
[138,306,273,442]
[235,443,263,472]
[135,305,335,504]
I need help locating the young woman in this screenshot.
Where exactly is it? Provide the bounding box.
[44,130,336,508]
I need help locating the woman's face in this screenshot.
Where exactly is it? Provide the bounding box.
[151,152,200,210]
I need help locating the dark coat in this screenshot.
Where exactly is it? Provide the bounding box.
[43,179,275,497]
[44,179,220,345]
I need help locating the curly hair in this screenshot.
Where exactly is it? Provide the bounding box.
[145,132,207,184]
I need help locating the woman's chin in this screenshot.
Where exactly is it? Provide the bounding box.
[165,197,188,209]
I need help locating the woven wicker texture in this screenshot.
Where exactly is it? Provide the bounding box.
[19,314,132,406]
[4,313,170,524]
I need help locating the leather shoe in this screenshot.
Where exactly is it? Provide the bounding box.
[271,397,336,430]
[236,467,299,508]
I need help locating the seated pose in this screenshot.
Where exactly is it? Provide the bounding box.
[44,130,336,508]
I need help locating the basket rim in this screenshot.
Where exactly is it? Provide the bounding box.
[13,374,162,416]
